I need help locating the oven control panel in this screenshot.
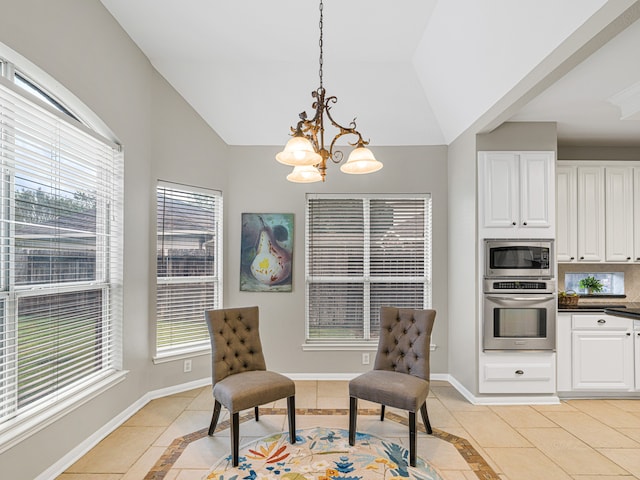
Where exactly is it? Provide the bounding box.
[483,278,555,294]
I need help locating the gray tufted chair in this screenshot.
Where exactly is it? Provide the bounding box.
[348,306,436,467]
[205,306,296,466]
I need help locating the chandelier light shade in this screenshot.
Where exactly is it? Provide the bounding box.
[275,133,322,166]
[286,165,323,183]
[340,144,383,174]
[275,0,382,183]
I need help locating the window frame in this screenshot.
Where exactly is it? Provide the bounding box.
[303,193,432,350]
[0,60,124,452]
[153,181,223,362]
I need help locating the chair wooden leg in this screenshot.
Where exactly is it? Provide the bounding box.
[231,412,240,467]
[255,406,259,421]
[208,400,222,436]
[380,404,385,421]
[287,396,296,443]
[348,397,357,446]
[420,402,432,434]
[409,411,416,467]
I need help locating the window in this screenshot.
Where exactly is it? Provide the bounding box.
[0,70,123,438]
[155,182,222,358]
[305,194,431,343]
[565,272,624,295]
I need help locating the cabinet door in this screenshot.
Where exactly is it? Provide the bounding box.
[556,165,577,262]
[635,331,640,390]
[520,152,553,229]
[605,166,633,262]
[572,330,633,391]
[634,168,640,262]
[480,152,519,228]
[577,166,605,262]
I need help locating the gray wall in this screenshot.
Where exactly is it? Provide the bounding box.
[224,145,449,375]
[0,1,449,478]
[446,122,558,397]
[0,1,228,478]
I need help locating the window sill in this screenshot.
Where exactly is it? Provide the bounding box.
[301,343,379,352]
[153,346,211,364]
[302,343,438,352]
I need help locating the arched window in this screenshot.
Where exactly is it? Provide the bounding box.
[0,56,124,445]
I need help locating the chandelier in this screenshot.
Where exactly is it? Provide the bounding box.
[275,0,383,183]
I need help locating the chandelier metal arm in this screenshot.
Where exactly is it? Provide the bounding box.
[290,88,369,166]
[275,0,381,183]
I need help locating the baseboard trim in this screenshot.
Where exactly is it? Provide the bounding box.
[35,377,211,480]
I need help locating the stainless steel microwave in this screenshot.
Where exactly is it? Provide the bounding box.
[484,239,554,278]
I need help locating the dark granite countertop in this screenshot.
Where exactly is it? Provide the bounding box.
[559,302,640,314]
[604,307,640,319]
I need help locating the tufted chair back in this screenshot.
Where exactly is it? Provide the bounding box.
[373,306,436,381]
[205,306,267,385]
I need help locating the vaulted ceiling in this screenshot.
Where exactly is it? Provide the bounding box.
[100,0,640,148]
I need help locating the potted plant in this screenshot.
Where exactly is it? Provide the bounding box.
[579,275,603,295]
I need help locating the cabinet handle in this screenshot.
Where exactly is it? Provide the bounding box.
[512,222,516,226]
[515,370,524,375]
[523,222,527,226]
[636,257,640,261]
[627,257,632,260]
[580,256,585,260]
[627,332,631,336]
[597,319,606,324]
[570,256,575,260]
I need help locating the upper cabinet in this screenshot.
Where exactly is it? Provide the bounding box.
[577,166,605,262]
[557,161,640,263]
[479,151,555,238]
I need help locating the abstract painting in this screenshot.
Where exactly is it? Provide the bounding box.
[240,213,293,292]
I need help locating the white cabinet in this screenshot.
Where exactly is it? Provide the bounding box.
[556,312,572,391]
[479,151,554,237]
[634,168,640,262]
[605,166,633,262]
[558,313,634,392]
[635,323,640,390]
[556,166,577,262]
[577,166,605,262]
[479,351,556,394]
[557,161,640,264]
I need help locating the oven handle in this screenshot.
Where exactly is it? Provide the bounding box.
[486,295,555,302]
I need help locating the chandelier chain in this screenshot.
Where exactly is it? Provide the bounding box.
[318,0,323,89]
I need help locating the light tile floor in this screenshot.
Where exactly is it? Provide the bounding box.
[56,381,640,480]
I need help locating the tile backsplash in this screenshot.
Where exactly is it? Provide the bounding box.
[558,263,640,303]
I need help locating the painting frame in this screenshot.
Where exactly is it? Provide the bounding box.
[240,213,294,292]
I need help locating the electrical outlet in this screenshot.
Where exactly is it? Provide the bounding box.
[362,353,370,365]
[183,359,192,373]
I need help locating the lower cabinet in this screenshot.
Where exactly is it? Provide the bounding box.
[635,322,640,390]
[557,312,636,393]
[572,330,633,390]
[479,352,556,394]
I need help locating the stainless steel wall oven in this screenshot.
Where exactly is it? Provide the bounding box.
[483,278,556,351]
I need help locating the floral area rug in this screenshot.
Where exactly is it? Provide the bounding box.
[204,426,443,480]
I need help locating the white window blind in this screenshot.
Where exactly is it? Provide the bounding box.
[306,194,431,342]
[0,76,124,430]
[156,182,222,357]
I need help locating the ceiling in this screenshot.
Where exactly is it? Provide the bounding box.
[99,0,640,148]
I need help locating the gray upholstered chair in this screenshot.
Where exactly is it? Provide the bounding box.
[349,306,436,467]
[205,306,296,466]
